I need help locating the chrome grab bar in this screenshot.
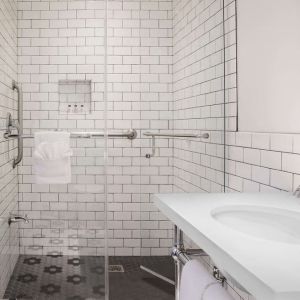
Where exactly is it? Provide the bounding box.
[5,80,138,168]
[4,129,138,140]
[12,81,23,168]
[4,97,137,168]
[143,132,209,138]
[143,131,209,158]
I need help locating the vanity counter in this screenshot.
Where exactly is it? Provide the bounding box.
[153,193,300,300]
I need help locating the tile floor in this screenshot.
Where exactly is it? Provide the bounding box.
[4,255,174,300]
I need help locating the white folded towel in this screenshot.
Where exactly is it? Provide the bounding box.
[180,260,234,300]
[33,131,73,184]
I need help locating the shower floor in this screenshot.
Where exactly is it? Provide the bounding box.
[4,255,174,300]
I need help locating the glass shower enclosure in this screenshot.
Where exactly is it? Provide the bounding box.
[0,0,229,298]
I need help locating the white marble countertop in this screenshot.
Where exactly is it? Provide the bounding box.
[152,192,300,300]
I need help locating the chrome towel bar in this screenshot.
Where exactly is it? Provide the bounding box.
[4,106,137,168]
[143,131,209,158]
[143,131,209,138]
[4,129,137,140]
[140,225,226,300]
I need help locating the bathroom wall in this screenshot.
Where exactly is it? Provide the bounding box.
[17,0,173,256]
[172,0,254,299]
[106,0,174,256]
[224,0,300,196]
[173,0,225,194]
[0,0,19,296]
[17,0,107,256]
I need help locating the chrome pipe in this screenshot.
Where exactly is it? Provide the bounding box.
[144,131,209,158]
[173,225,209,300]
[12,80,23,168]
[172,248,190,266]
[144,132,209,139]
[174,225,185,300]
[5,129,138,140]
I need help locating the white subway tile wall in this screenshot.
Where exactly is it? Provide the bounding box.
[18,0,107,256]
[173,0,225,193]
[107,0,174,256]
[18,0,174,257]
[13,0,300,299]
[0,0,19,297]
[172,0,247,298]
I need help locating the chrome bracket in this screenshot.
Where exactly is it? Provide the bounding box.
[146,136,156,158]
[3,112,17,139]
[213,266,226,287]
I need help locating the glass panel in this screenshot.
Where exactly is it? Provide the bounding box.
[0,0,19,297]
[106,1,142,299]
[106,0,225,299]
[1,0,108,298]
[0,0,227,298]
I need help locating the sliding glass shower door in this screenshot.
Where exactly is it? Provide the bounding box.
[4,0,109,298]
[0,0,228,298]
[106,0,226,299]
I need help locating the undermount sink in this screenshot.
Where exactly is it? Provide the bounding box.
[211,205,300,244]
[153,193,300,300]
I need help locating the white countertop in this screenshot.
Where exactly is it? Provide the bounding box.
[153,192,300,300]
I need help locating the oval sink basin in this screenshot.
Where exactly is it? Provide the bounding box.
[211,205,300,244]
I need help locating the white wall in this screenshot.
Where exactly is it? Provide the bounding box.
[227,0,300,196]
[0,0,19,296]
[18,0,108,256]
[17,0,173,256]
[14,0,300,299]
[107,0,174,256]
[172,0,262,299]
[226,2,300,299]
[173,0,225,193]
[238,0,300,133]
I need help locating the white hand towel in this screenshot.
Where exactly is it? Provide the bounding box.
[180,260,234,300]
[33,131,73,184]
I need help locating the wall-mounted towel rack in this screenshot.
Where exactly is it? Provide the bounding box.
[4,129,137,140]
[143,132,209,139]
[140,225,226,300]
[4,108,137,168]
[143,131,209,158]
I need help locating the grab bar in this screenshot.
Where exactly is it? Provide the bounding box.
[4,129,137,140]
[143,131,209,158]
[143,132,209,138]
[12,81,23,168]
[4,120,137,167]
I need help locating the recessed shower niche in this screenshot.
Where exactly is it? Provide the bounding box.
[58,79,92,114]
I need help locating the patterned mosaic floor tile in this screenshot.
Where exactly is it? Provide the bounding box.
[4,255,174,300]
